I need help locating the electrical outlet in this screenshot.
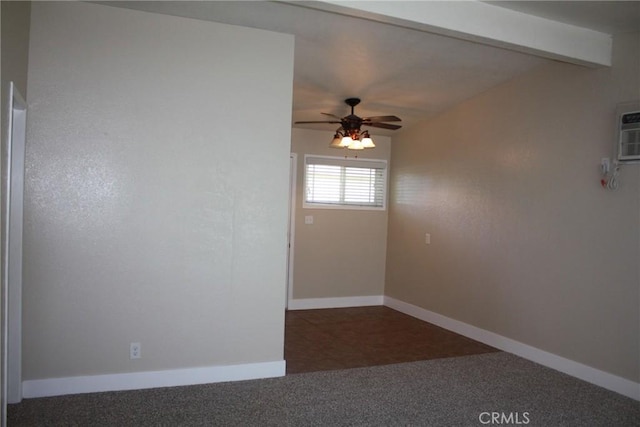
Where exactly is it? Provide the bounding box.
[130,342,141,359]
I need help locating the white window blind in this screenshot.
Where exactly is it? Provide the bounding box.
[304,155,387,209]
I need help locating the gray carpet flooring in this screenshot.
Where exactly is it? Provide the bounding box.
[8,352,640,426]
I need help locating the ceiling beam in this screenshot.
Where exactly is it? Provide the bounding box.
[292,0,612,67]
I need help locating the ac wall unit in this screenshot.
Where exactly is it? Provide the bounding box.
[617,103,640,163]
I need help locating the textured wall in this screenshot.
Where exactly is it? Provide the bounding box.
[23,2,293,379]
[290,128,390,300]
[0,2,31,96]
[386,32,640,381]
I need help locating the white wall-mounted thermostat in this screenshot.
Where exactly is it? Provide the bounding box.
[617,103,640,163]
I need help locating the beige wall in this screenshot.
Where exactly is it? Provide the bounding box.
[1,1,31,95]
[1,0,31,416]
[386,31,640,382]
[290,128,390,299]
[23,2,293,379]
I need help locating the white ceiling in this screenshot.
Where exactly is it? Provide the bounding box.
[101,1,640,136]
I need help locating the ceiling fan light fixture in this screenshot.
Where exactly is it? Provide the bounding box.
[348,138,365,150]
[361,132,375,148]
[298,98,402,152]
[329,132,344,148]
[340,136,354,147]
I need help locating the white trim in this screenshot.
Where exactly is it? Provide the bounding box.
[305,154,387,169]
[22,360,286,399]
[288,295,383,310]
[302,203,386,212]
[286,153,297,309]
[4,82,27,406]
[384,296,640,401]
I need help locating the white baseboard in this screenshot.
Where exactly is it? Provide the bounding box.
[384,296,640,401]
[287,295,384,310]
[22,360,285,399]
[22,299,640,402]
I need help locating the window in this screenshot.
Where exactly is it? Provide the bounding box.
[304,155,387,210]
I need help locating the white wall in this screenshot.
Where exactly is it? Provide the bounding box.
[386,31,640,382]
[23,2,293,383]
[290,128,390,301]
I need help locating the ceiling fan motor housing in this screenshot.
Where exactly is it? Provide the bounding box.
[342,116,362,131]
[342,98,363,133]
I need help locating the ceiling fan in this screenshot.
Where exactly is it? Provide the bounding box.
[295,98,402,150]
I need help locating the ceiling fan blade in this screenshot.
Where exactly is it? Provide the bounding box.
[363,115,402,122]
[321,112,342,120]
[364,122,402,130]
[294,120,342,124]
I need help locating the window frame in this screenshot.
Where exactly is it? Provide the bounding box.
[302,154,388,211]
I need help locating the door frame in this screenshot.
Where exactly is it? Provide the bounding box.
[286,153,297,308]
[3,81,27,406]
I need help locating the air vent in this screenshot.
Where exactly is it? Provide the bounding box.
[617,105,640,163]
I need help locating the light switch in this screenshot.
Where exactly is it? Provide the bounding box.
[305,215,314,225]
[425,233,431,244]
